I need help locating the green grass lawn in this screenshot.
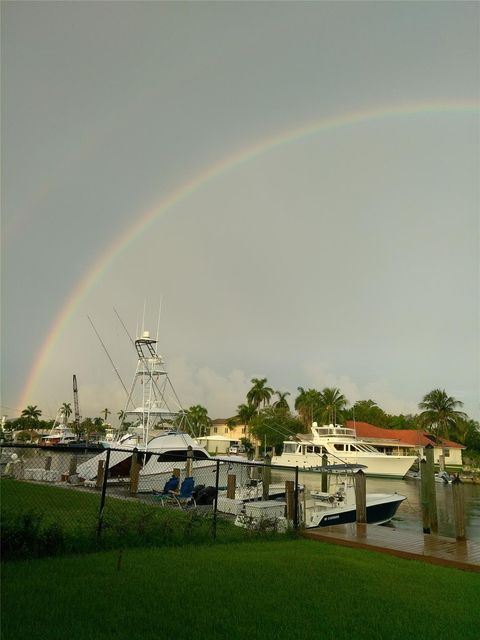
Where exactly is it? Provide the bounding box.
[1,479,255,557]
[2,540,479,640]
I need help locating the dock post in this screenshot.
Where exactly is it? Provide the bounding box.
[227,474,236,499]
[96,460,105,489]
[129,449,140,496]
[262,454,271,501]
[185,445,193,477]
[354,469,367,525]
[321,453,328,493]
[285,480,295,522]
[420,459,430,533]
[452,475,466,541]
[425,444,438,533]
[69,455,77,477]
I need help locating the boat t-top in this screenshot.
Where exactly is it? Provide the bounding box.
[77,329,216,490]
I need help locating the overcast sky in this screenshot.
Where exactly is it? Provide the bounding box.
[2,1,479,424]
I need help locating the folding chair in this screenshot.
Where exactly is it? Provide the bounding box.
[172,476,196,509]
[153,474,180,503]
[154,476,196,510]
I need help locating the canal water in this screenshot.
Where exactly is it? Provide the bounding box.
[367,476,480,541]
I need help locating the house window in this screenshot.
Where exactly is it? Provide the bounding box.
[214,427,217,434]
[444,449,450,457]
[225,428,228,434]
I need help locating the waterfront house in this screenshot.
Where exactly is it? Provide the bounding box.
[346,421,464,472]
[200,418,261,455]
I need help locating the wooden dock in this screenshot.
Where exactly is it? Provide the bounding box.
[302,524,480,572]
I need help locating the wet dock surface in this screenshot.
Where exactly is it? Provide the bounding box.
[303,523,480,572]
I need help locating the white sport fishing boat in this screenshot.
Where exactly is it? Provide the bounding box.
[77,330,219,492]
[272,422,416,479]
[303,464,406,527]
[233,464,406,530]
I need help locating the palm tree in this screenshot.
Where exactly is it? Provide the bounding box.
[318,387,348,425]
[236,403,258,439]
[247,378,274,410]
[294,387,321,429]
[21,405,42,421]
[61,403,72,425]
[185,405,211,438]
[273,391,291,412]
[418,389,467,440]
[102,408,111,423]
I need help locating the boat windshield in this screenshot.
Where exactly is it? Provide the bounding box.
[313,426,356,438]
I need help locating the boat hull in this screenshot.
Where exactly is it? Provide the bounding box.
[306,494,406,528]
[272,454,414,479]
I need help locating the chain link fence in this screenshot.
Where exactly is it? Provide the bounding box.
[1,443,301,559]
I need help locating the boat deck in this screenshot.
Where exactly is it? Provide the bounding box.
[302,523,480,572]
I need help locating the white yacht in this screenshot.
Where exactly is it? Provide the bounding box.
[272,422,416,479]
[40,407,77,446]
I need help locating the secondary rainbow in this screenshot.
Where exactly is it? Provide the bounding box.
[18,99,479,411]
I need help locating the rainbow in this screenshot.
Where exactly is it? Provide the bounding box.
[17,100,479,411]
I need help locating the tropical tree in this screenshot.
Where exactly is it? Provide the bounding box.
[418,389,467,440]
[347,399,388,427]
[247,378,274,410]
[61,403,72,425]
[318,387,348,425]
[294,387,322,429]
[273,391,291,412]
[21,405,42,421]
[20,405,42,438]
[249,407,304,455]
[184,405,211,438]
[102,408,111,423]
[235,403,258,439]
[118,409,126,423]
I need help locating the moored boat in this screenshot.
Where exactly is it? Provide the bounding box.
[76,329,222,491]
[272,422,416,479]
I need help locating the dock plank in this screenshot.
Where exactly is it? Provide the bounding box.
[302,524,480,572]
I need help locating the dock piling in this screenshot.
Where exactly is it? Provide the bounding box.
[262,454,271,501]
[452,475,466,541]
[354,469,367,525]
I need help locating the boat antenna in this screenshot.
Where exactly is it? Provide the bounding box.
[156,297,163,344]
[114,307,135,348]
[141,299,147,336]
[87,315,130,398]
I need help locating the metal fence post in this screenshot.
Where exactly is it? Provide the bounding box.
[97,448,111,538]
[294,466,299,529]
[212,459,220,541]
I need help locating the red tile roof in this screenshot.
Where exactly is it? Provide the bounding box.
[345,421,464,449]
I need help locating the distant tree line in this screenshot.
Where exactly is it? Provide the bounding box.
[5,384,480,462]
